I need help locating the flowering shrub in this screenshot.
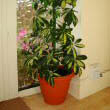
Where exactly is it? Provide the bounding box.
[17,29,34,54]
[17,29,38,88]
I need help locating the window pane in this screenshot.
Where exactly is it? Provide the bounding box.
[17,0,39,91]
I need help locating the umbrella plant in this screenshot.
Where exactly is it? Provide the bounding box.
[22,0,87,87]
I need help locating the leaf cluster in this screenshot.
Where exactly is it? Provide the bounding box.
[24,0,87,87]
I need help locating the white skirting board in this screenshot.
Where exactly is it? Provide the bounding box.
[69,71,110,100]
[80,71,110,99]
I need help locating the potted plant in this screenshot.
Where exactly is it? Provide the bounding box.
[20,0,87,105]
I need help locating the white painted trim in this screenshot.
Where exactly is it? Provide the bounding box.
[19,87,41,97]
[0,0,41,101]
[0,0,4,102]
[7,0,18,100]
[0,0,18,101]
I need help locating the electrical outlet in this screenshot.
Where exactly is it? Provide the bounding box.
[99,73,103,77]
[89,63,103,80]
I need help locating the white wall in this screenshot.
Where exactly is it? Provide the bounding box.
[70,0,110,99]
[108,0,110,86]
[80,0,110,99]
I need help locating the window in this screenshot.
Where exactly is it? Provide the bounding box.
[17,0,39,91]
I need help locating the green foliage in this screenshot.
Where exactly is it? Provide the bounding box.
[23,0,87,87]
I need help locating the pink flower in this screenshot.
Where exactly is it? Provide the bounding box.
[17,29,27,42]
[19,29,27,37]
[22,42,29,51]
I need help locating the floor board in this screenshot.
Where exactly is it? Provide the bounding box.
[23,87,110,110]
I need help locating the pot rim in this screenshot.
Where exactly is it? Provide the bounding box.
[54,72,75,80]
[39,72,75,81]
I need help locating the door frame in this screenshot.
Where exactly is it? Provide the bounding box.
[0,0,40,101]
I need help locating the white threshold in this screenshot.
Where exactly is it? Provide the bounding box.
[18,86,41,97]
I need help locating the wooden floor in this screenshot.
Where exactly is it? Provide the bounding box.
[23,88,110,110]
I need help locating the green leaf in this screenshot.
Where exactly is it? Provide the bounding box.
[74,63,79,74]
[72,0,76,7]
[44,0,48,7]
[47,59,51,64]
[53,58,58,63]
[67,48,72,54]
[75,44,85,48]
[67,33,75,41]
[32,2,35,9]
[66,0,72,3]
[39,49,43,55]
[39,73,43,78]
[79,68,82,77]
[68,62,72,69]
[35,46,41,52]
[77,55,87,60]
[34,2,38,10]
[73,48,77,59]
[75,38,82,44]
[77,60,85,69]
[32,18,37,32]
[33,56,38,60]
[64,34,67,44]
[74,63,77,73]
[48,76,51,83]
[41,17,49,26]
[32,39,37,44]
[72,13,78,27]
[56,10,61,18]
[29,59,33,66]
[45,73,49,82]
[24,56,32,66]
[50,77,55,87]
[53,73,61,77]
[64,10,73,25]
[61,0,66,8]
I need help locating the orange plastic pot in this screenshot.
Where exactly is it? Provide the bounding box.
[39,72,75,105]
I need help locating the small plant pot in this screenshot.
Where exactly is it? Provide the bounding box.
[38,72,75,105]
